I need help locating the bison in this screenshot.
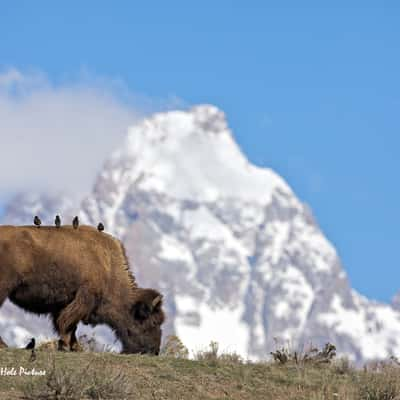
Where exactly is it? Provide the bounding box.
[0,225,165,354]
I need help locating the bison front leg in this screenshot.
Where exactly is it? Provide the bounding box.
[54,288,96,351]
[51,313,70,351]
[69,326,83,352]
[55,324,82,352]
[55,324,81,352]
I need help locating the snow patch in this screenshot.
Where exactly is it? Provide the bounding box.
[159,234,194,264]
[318,293,400,360]
[175,295,250,357]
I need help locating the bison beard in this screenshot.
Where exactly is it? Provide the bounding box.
[0,225,165,354]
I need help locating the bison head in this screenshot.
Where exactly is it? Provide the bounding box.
[123,288,165,355]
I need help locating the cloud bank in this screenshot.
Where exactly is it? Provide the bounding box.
[0,69,158,203]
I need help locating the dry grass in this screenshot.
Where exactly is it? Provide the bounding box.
[23,355,132,399]
[0,342,399,399]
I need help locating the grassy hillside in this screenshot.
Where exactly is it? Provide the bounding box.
[0,345,400,400]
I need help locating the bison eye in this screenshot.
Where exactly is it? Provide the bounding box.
[132,301,151,321]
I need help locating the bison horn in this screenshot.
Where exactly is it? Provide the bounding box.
[152,295,162,308]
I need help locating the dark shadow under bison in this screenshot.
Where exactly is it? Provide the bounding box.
[0,225,165,354]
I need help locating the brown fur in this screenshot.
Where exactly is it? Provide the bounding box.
[0,225,165,354]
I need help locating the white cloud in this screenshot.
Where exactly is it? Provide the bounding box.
[0,68,181,202]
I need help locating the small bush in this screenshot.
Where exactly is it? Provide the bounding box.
[194,341,220,362]
[24,357,85,400]
[270,342,336,366]
[218,352,244,364]
[84,363,133,400]
[193,341,243,364]
[160,335,189,359]
[23,355,133,400]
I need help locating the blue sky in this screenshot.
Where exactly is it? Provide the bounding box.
[1,1,399,302]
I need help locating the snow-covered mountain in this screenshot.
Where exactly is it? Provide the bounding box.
[2,192,74,226]
[2,105,400,363]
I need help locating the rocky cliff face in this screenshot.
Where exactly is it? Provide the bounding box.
[2,105,400,363]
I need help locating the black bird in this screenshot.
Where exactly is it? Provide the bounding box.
[72,216,79,229]
[97,222,104,232]
[55,215,61,228]
[25,338,35,350]
[33,216,41,228]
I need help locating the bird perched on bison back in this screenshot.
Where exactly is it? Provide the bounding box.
[97,222,104,232]
[72,216,79,229]
[55,215,61,228]
[33,216,41,228]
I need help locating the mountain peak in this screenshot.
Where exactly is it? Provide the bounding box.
[123,104,228,147]
[105,105,290,204]
[190,104,228,133]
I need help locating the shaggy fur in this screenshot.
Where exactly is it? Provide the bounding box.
[0,225,165,354]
